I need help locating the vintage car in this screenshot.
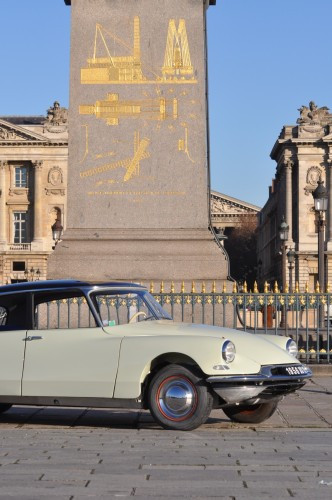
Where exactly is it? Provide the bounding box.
[0,280,311,430]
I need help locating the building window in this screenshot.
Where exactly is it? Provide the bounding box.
[14,166,28,188]
[13,212,28,243]
[13,261,26,271]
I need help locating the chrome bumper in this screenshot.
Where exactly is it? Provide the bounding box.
[207,364,312,405]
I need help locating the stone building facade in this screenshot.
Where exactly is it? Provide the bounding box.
[257,102,332,290]
[0,102,68,285]
[210,190,260,239]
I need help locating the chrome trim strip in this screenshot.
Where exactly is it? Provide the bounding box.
[0,396,142,409]
[206,364,312,384]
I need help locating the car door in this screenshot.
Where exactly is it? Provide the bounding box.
[0,297,28,396]
[21,291,122,399]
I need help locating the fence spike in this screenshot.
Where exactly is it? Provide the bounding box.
[181,280,185,293]
[149,281,154,293]
[201,281,206,293]
[305,282,309,293]
[264,281,268,293]
[285,282,289,293]
[191,280,196,293]
[274,281,279,293]
[315,281,320,293]
[212,280,216,293]
[232,282,237,293]
[170,281,175,293]
[223,281,227,293]
[327,282,331,293]
[253,281,258,293]
[160,281,165,293]
[295,281,299,293]
[243,281,248,293]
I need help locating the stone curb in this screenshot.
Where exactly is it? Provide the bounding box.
[308,364,332,375]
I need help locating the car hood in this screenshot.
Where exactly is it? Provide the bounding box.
[103,320,296,365]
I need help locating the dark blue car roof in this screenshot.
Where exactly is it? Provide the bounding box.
[0,280,145,295]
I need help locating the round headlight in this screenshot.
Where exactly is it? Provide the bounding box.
[286,339,298,358]
[222,340,236,363]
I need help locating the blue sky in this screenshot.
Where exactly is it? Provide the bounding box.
[1,0,331,207]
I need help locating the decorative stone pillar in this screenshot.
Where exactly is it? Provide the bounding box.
[33,161,43,243]
[284,159,294,245]
[327,158,332,249]
[0,161,7,245]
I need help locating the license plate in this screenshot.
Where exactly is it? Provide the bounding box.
[285,365,310,376]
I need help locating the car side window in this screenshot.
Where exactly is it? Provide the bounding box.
[94,293,151,326]
[34,292,98,330]
[0,306,7,326]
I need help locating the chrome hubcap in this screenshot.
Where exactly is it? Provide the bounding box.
[157,376,197,420]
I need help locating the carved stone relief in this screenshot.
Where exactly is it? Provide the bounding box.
[43,101,68,133]
[304,166,322,196]
[48,166,63,186]
[0,126,24,141]
[297,101,332,138]
[211,198,251,215]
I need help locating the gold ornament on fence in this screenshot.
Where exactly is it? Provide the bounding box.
[212,280,216,293]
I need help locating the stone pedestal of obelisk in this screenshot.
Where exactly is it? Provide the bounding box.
[48,0,228,287]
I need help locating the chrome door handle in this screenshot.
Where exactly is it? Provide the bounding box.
[23,336,43,341]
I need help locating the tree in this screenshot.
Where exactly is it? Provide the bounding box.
[224,219,258,290]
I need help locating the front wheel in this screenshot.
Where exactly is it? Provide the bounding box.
[148,364,213,431]
[223,401,278,423]
[0,404,12,414]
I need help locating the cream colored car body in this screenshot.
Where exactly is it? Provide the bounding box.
[111,322,299,399]
[0,280,311,414]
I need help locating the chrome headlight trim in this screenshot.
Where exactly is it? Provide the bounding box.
[286,338,298,358]
[222,340,236,363]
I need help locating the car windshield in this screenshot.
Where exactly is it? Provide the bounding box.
[91,290,172,326]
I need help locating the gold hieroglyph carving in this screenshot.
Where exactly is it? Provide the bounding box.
[80,132,150,183]
[81,17,145,84]
[81,17,196,84]
[162,19,194,80]
[79,93,178,125]
[178,126,194,163]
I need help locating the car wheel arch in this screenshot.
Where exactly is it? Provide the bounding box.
[140,352,204,408]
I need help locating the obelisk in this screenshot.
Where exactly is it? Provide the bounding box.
[48,0,228,287]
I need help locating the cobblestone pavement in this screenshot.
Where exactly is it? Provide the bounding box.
[0,377,331,498]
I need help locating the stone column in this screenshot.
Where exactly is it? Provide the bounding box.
[327,159,332,249]
[0,161,7,245]
[284,160,294,245]
[33,161,43,243]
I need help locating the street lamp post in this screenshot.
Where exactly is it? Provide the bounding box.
[279,216,289,328]
[51,219,63,249]
[312,180,328,328]
[287,248,296,293]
